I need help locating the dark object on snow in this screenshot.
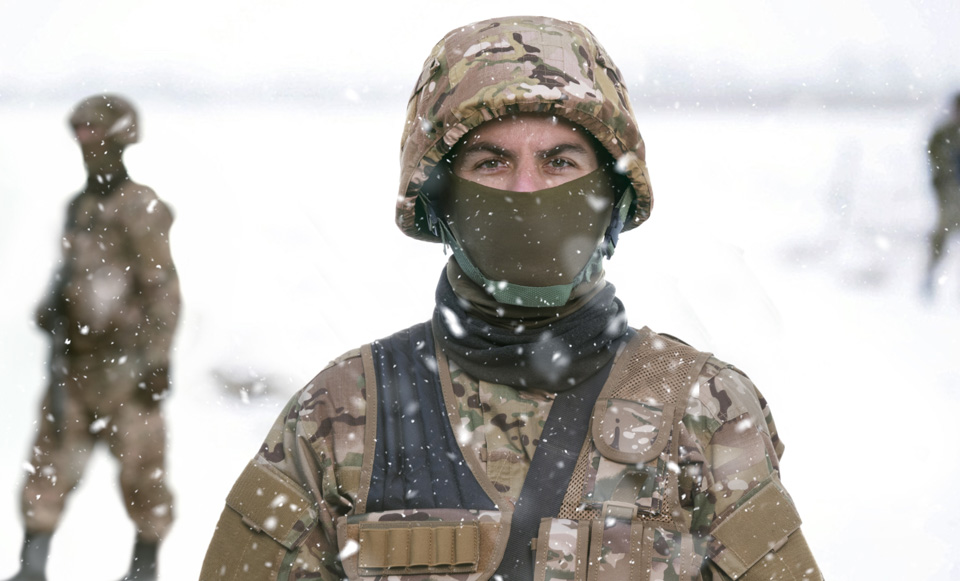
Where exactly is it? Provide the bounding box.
[117,539,159,581]
[2,532,51,581]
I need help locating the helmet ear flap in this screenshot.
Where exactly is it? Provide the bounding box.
[415,159,454,239]
[595,144,641,242]
[602,181,636,259]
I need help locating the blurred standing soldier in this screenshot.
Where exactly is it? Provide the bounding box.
[925,92,960,296]
[199,16,821,581]
[5,94,180,581]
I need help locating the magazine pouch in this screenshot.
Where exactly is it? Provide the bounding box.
[336,508,507,580]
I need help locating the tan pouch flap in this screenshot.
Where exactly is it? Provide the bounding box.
[225,460,317,550]
[591,397,674,464]
[710,477,802,579]
[337,509,505,580]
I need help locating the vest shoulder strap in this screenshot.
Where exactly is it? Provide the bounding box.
[362,321,495,514]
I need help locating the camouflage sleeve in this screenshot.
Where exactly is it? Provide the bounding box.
[199,351,367,581]
[123,186,180,369]
[270,350,369,579]
[34,197,80,332]
[679,361,821,580]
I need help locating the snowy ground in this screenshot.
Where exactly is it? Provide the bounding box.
[1,97,959,579]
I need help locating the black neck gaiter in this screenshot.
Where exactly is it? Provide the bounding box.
[432,267,629,391]
[84,164,129,197]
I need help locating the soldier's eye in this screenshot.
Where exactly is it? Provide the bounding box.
[476,159,505,170]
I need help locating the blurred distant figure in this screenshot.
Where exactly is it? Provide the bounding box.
[925,93,960,296]
[5,95,180,581]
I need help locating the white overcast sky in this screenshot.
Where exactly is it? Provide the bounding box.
[1,0,959,100]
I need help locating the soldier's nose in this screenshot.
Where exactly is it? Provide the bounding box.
[509,167,546,193]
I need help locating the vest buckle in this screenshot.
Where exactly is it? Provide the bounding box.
[601,500,637,523]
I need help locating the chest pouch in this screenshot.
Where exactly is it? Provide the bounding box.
[584,396,675,516]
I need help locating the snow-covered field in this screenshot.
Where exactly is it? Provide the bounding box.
[1,98,958,579]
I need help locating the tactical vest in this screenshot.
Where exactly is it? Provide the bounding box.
[333,322,716,580]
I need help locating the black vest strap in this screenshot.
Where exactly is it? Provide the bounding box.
[366,322,495,512]
[493,338,624,580]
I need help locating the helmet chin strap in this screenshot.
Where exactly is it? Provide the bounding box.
[433,184,635,308]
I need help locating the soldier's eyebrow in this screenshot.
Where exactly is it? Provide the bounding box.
[458,143,512,158]
[458,142,592,159]
[536,143,592,159]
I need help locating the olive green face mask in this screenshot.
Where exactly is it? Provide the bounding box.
[436,169,626,307]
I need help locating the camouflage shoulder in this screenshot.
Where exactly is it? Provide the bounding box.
[292,347,370,488]
[114,180,174,223]
[295,346,369,418]
[688,357,785,457]
[116,178,159,201]
[320,347,363,372]
[697,354,750,384]
[692,360,763,421]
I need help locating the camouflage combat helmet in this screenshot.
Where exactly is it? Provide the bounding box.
[396,15,652,243]
[68,93,140,145]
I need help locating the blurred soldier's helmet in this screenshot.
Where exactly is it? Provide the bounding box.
[69,93,140,145]
[396,15,652,243]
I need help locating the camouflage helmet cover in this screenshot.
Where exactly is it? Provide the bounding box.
[68,93,140,145]
[397,15,652,242]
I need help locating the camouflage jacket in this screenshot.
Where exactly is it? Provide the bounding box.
[200,325,820,581]
[37,174,180,369]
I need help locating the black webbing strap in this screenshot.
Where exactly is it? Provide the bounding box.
[366,322,495,512]
[494,331,631,580]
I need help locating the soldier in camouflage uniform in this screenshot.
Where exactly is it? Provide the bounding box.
[925,92,960,296]
[199,16,822,581]
[6,94,180,581]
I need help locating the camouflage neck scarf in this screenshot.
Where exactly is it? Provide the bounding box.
[432,265,630,392]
